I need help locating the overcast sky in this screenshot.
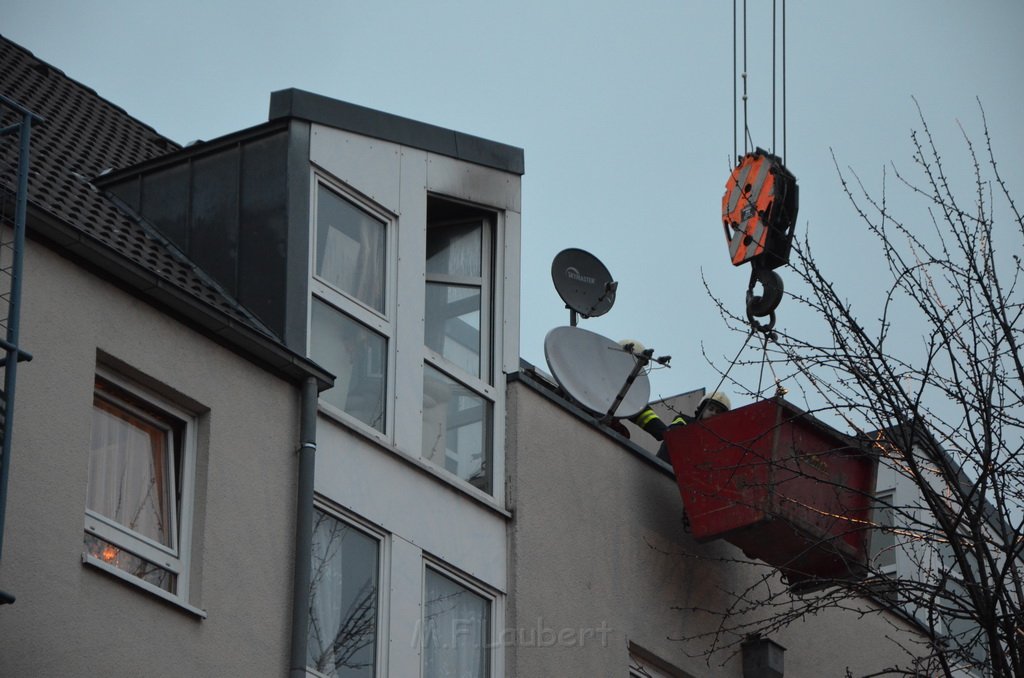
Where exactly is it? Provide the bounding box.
[4,1,1023,407]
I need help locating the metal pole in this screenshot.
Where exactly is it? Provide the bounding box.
[0,111,33,562]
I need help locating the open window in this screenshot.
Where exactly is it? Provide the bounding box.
[421,197,497,493]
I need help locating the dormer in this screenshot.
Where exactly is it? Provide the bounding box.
[98,89,524,498]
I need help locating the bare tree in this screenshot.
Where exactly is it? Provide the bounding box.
[676,103,1024,677]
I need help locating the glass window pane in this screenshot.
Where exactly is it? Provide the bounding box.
[422,365,491,492]
[423,569,490,678]
[88,395,173,547]
[84,533,175,592]
[426,221,481,278]
[425,283,481,377]
[311,299,387,433]
[872,494,896,568]
[316,186,386,314]
[308,510,379,678]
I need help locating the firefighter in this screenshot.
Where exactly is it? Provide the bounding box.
[695,390,731,420]
[638,392,731,463]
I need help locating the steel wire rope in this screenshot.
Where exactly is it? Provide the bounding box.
[783,0,788,161]
[733,0,737,162]
[707,326,758,406]
[755,328,785,398]
[742,0,749,155]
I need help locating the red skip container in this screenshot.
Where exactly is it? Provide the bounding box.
[664,398,877,587]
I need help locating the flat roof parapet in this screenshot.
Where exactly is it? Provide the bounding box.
[269,88,524,175]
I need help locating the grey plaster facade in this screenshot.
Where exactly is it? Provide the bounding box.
[0,239,305,677]
[506,374,928,677]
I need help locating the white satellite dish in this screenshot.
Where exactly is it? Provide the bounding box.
[544,325,651,420]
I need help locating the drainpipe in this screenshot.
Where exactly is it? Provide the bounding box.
[289,376,318,677]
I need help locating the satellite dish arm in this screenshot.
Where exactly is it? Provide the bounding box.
[600,347,654,423]
[584,280,618,317]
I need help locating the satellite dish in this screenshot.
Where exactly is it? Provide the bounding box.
[551,248,617,321]
[544,326,651,420]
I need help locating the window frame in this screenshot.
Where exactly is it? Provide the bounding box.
[307,502,390,678]
[421,559,497,678]
[82,368,202,616]
[421,202,501,494]
[308,175,511,504]
[423,214,494,385]
[871,489,898,574]
[628,643,693,678]
[310,174,398,442]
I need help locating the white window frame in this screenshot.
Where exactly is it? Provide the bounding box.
[872,488,898,575]
[628,643,691,678]
[421,201,501,494]
[82,367,202,616]
[307,501,391,678]
[310,174,398,443]
[308,171,511,504]
[421,558,500,678]
[423,214,494,386]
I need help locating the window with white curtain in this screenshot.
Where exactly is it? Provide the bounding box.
[311,181,393,437]
[83,371,197,604]
[307,508,381,678]
[422,565,491,678]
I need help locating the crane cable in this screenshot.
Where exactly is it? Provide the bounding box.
[724,0,793,400]
[705,321,787,406]
[734,0,788,164]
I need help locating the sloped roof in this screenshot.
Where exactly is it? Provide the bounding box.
[0,35,331,388]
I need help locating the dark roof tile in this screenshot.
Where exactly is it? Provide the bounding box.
[0,34,275,338]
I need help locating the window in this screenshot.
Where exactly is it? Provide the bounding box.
[422,566,491,678]
[83,371,197,606]
[311,181,393,436]
[309,181,508,498]
[308,508,381,678]
[422,198,497,493]
[871,490,897,571]
[628,643,692,678]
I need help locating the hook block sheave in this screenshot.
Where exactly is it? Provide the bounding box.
[721,149,799,270]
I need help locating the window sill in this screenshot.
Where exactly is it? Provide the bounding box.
[82,554,207,619]
[317,403,512,519]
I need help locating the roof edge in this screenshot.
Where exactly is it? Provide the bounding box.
[27,204,334,391]
[269,88,524,175]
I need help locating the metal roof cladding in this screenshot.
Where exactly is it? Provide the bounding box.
[0,35,276,330]
[0,35,332,387]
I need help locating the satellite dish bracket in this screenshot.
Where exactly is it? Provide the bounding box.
[600,346,653,423]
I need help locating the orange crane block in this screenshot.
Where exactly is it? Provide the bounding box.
[721,149,798,269]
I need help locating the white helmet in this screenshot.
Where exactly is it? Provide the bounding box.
[617,338,646,355]
[699,391,731,411]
